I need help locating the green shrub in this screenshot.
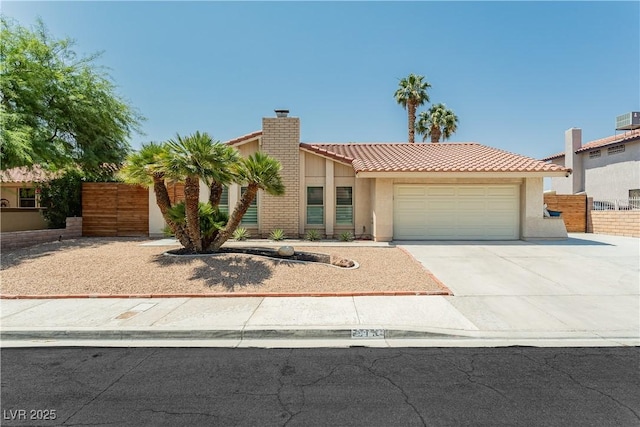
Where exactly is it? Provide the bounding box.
[162,225,175,237]
[37,169,83,229]
[233,227,250,241]
[269,228,286,241]
[339,231,354,242]
[167,202,228,238]
[305,229,321,241]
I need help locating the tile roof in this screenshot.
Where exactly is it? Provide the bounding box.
[0,165,55,183]
[575,128,640,153]
[225,130,262,146]
[542,129,640,160]
[301,142,569,174]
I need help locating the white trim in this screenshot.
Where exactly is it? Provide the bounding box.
[356,171,570,179]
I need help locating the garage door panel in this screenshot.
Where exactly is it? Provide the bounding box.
[427,187,456,197]
[394,185,519,240]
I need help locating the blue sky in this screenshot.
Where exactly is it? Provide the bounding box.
[4,1,639,161]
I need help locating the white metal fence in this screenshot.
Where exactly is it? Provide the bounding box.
[591,198,640,211]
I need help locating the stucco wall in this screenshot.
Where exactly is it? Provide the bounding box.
[583,142,640,200]
[0,208,48,232]
[521,177,567,240]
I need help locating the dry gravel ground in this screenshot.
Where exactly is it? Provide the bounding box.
[0,238,447,295]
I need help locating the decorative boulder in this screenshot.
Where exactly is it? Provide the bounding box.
[332,257,355,268]
[277,246,295,257]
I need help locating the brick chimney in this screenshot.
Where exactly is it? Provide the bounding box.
[260,110,300,237]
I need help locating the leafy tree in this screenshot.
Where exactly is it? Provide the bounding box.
[416,103,459,143]
[394,73,431,143]
[0,17,143,173]
[37,169,83,229]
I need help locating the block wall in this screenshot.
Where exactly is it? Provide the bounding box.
[0,217,82,251]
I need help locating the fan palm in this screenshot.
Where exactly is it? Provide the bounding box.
[160,131,241,252]
[394,74,431,143]
[416,103,459,143]
[118,142,191,249]
[210,151,285,251]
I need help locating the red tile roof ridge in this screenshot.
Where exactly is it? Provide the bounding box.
[225,130,262,146]
[543,128,640,160]
[575,128,640,153]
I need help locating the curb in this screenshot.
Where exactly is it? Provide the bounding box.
[0,328,463,342]
[0,290,452,299]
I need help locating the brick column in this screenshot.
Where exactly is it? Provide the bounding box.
[260,115,301,238]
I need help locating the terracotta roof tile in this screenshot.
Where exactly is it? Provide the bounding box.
[542,129,640,160]
[302,142,568,174]
[575,129,640,153]
[0,165,55,183]
[225,130,262,146]
[541,151,565,161]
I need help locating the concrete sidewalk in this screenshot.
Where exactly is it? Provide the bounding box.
[1,233,638,348]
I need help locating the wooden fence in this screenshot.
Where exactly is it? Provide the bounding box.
[543,194,587,232]
[82,183,149,236]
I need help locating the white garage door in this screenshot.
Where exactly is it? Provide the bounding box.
[393,185,519,240]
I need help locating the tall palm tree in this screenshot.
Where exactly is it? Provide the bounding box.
[160,131,241,253]
[416,103,459,143]
[118,142,192,249]
[394,73,431,143]
[210,151,285,252]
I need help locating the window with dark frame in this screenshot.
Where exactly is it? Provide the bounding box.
[19,188,36,208]
[336,186,353,225]
[307,186,324,225]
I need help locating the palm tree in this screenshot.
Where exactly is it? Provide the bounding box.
[416,103,459,143]
[210,151,285,252]
[118,142,192,249]
[160,132,241,252]
[394,73,431,143]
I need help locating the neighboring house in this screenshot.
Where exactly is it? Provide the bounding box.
[149,110,570,241]
[0,165,52,232]
[543,126,640,204]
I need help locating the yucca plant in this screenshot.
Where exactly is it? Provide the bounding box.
[269,228,286,241]
[305,229,321,241]
[339,231,354,242]
[233,227,250,241]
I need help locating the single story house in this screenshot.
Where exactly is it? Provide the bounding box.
[149,110,571,241]
[543,127,640,204]
[0,165,51,232]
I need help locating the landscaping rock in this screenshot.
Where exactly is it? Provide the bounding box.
[332,257,355,268]
[277,246,295,257]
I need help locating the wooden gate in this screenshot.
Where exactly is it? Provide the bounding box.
[82,183,149,236]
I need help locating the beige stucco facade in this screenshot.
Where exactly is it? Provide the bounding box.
[148,113,566,240]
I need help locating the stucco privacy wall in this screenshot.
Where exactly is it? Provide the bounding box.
[1,217,82,251]
[521,177,567,239]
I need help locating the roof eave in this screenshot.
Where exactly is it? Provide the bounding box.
[354,170,571,179]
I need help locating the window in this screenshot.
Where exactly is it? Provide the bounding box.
[608,145,625,155]
[240,187,257,225]
[336,186,353,225]
[306,187,324,225]
[19,188,36,208]
[589,150,601,158]
[218,186,229,214]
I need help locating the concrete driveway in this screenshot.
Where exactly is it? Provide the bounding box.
[398,233,640,338]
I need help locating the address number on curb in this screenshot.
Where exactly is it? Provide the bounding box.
[351,329,385,339]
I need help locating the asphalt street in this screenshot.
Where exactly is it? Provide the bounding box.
[1,347,639,426]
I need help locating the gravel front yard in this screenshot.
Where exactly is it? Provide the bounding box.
[0,238,448,295]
